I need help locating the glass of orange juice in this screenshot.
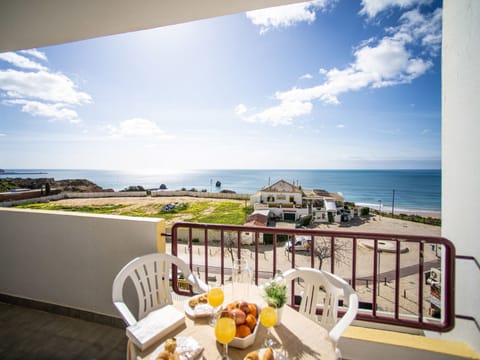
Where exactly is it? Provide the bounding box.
[260,304,278,347]
[207,285,224,326]
[214,311,236,360]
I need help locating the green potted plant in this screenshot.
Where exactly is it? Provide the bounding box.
[262,280,287,324]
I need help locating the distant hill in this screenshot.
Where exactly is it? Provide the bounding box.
[1,178,111,193]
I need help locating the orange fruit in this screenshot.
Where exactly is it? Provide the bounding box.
[236,324,251,338]
[245,313,257,331]
[227,301,239,311]
[247,303,257,318]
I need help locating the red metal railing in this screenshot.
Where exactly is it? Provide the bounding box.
[171,222,455,332]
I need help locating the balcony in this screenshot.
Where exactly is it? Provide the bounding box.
[170,222,455,332]
[1,208,476,359]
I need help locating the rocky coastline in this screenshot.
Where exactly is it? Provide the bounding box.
[0,177,111,193]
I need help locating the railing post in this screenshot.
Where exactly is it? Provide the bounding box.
[372,239,378,317]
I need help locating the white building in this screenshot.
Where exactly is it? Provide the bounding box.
[250,180,344,223]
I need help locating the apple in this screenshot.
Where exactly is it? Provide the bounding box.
[220,310,234,319]
[231,308,246,325]
[239,301,250,314]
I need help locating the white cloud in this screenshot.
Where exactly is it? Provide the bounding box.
[0,133,6,136]
[0,69,92,105]
[337,124,345,128]
[3,99,81,123]
[359,0,432,19]
[246,0,336,34]
[108,118,173,139]
[234,103,247,115]
[396,8,442,54]
[241,4,440,125]
[300,73,313,80]
[20,49,48,62]
[241,100,312,126]
[276,37,432,104]
[0,50,91,123]
[0,52,47,70]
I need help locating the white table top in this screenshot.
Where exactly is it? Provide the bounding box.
[129,284,336,360]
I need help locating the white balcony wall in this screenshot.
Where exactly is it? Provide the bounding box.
[0,208,164,318]
[441,0,480,352]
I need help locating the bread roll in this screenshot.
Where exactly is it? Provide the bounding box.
[245,350,260,360]
[156,351,170,360]
[262,347,274,360]
[164,338,177,353]
[156,350,179,360]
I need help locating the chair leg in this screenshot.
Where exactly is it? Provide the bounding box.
[127,338,133,360]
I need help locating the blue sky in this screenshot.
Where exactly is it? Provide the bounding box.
[0,0,442,170]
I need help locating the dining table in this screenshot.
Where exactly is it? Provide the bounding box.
[128,284,336,360]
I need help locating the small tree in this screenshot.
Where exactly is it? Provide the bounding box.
[121,185,145,192]
[313,237,350,270]
[222,231,237,265]
[297,214,313,227]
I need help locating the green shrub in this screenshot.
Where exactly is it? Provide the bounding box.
[361,207,370,216]
[263,233,289,245]
[0,179,16,192]
[297,214,313,227]
[121,185,145,192]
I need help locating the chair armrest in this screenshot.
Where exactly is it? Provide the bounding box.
[329,293,359,344]
[187,273,209,293]
[113,301,137,327]
[173,258,209,294]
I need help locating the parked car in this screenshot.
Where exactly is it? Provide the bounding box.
[285,236,312,252]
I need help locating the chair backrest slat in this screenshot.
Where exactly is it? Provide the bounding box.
[112,253,208,326]
[279,267,359,358]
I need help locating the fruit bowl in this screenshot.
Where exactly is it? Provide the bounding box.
[223,301,260,349]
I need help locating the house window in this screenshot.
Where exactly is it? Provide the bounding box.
[277,195,286,200]
[267,195,275,202]
[289,196,295,203]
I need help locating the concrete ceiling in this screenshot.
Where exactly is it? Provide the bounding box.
[0,0,305,52]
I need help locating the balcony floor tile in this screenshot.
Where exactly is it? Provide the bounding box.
[0,302,126,360]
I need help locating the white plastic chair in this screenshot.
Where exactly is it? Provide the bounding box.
[279,267,358,359]
[112,253,208,327]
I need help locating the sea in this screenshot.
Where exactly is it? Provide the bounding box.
[1,169,441,216]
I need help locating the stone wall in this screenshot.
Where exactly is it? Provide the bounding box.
[151,190,250,200]
[0,191,148,207]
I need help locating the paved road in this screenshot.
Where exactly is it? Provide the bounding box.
[188,258,441,283]
[357,259,441,282]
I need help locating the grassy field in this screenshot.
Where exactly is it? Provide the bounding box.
[15,200,253,225]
